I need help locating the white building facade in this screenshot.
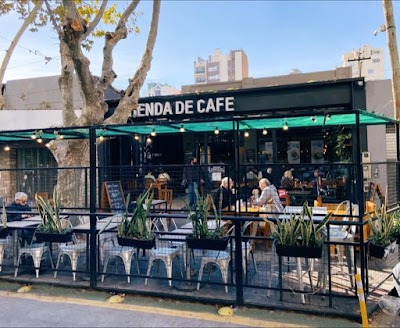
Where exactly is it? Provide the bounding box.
[194,48,249,84]
[341,45,384,80]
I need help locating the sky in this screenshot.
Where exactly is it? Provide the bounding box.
[0,0,399,94]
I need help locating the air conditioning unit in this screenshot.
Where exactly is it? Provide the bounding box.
[362,151,371,163]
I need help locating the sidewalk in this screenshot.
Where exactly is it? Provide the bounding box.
[0,281,362,327]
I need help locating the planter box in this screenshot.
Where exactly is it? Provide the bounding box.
[186,234,229,251]
[370,241,397,259]
[275,243,322,258]
[35,231,72,243]
[117,236,155,249]
[0,227,8,239]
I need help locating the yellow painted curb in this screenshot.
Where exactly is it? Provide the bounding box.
[0,290,304,328]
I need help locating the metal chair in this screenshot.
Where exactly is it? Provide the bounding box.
[14,231,54,278]
[54,219,86,281]
[101,245,140,283]
[145,220,183,287]
[0,236,12,272]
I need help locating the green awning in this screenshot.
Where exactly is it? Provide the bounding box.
[0,109,396,142]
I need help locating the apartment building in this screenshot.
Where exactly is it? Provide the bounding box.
[143,83,180,97]
[194,48,248,84]
[341,45,384,80]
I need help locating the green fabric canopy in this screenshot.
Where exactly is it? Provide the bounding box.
[0,110,396,142]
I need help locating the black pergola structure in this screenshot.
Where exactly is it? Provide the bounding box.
[0,77,399,319]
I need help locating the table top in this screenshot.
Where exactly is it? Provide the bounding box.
[7,220,40,228]
[158,228,191,241]
[180,220,228,230]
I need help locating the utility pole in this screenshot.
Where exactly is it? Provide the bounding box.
[383,0,400,120]
[347,47,371,78]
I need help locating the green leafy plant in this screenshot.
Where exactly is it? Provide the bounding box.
[117,188,155,241]
[187,185,224,240]
[264,202,331,248]
[368,205,396,247]
[36,188,70,234]
[391,210,400,240]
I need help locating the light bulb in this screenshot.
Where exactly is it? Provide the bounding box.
[282,123,289,131]
[146,137,152,143]
[4,146,10,151]
[179,124,185,133]
[150,129,156,137]
[134,135,139,140]
[214,127,220,135]
[37,138,43,143]
[262,128,268,135]
[244,131,249,138]
[99,135,104,141]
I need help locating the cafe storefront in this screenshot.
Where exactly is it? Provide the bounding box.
[102,77,370,203]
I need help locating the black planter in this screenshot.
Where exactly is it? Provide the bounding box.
[369,242,397,259]
[117,236,155,249]
[35,231,72,243]
[275,243,322,258]
[0,227,8,239]
[186,234,229,251]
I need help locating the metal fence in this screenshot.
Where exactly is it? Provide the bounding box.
[0,161,398,316]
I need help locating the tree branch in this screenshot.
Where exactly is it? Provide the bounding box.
[107,0,161,124]
[0,0,44,110]
[44,0,62,36]
[81,0,109,40]
[99,0,140,94]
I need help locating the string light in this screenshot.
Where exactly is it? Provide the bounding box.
[326,114,331,120]
[262,128,268,135]
[179,124,185,133]
[37,137,43,143]
[134,134,140,140]
[214,127,220,135]
[4,146,10,151]
[54,131,64,140]
[244,131,249,138]
[282,122,289,131]
[150,129,156,137]
[146,136,152,143]
[99,135,104,141]
[311,116,317,122]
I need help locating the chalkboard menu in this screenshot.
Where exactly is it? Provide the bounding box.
[101,181,126,213]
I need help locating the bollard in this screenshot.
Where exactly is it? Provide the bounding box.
[355,273,368,328]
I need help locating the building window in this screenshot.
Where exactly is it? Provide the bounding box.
[195,66,205,74]
[372,58,380,63]
[196,77,206,83]
[373,50,380,54]
[367,69,374,74]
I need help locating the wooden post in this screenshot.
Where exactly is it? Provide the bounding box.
[383,0,400,120]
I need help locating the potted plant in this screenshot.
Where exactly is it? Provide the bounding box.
[116,188,156,249]
[0,204,8,239]
[368,205,396,259]
[35,188,72,243]
[185,187,229,251]
[391,210,400,244]
[264,202,331,258]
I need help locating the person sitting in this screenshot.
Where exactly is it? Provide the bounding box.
[6,192,34,245]
[214,177,236,211]
[280,170,295,190]
[252,178,284,214]
[157,168,171,183]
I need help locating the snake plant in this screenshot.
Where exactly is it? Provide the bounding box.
[368,205,396,247]
[187,184,224,239]
[36,188,70,234]
[117,188,155,241]
[263,202,331,248]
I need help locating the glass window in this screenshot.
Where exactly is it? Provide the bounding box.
[368,69,374,74]
[372,58,380,63]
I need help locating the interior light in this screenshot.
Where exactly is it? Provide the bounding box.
[4,146,10,151]
[262,128,268,135]
[150,129,156,137]
[214,127,220,135]
[244,131,250,138]
[134,134,140,140]
[179,124,185,133]
[282,122,289,131]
